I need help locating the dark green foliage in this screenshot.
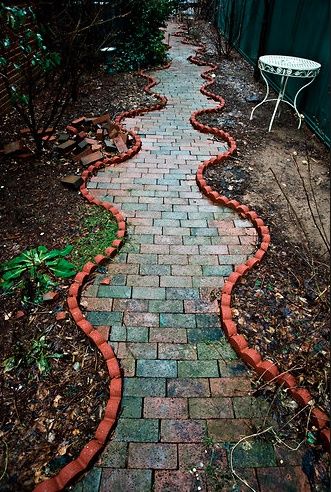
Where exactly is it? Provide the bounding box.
[113,0,175,71]
[0,245,77,304]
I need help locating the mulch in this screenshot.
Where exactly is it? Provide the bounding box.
[0,68,155,491]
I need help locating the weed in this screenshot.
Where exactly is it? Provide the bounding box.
[69,205,118,269]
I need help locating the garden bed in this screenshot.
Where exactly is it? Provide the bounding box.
[0,69,155,491]
[188,22,330,417]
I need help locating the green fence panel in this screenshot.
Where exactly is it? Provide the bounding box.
[215,0,330,146]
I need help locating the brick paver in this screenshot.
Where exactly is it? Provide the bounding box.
[73,22,308,492]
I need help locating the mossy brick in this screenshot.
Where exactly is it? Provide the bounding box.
[120,397,142,418]
[140,264,171,276]
[126,326,149,342]
[183,236,212,245]
[187,328,222,343]
[119,358,136,377]
[178,360,219,378]
[149,300,183,313]
[195,313,220,328]
[98,285,132,298]
[73,468,101,492]
[256,466,310,491]
[210,378,251,397]
[109,324,127,341]
[160,313,196,328]
[144,397,188,419]
[167,378,210,397]
[207,419,253,442]
[98,441,128,467]
[229,440,277,468]
[158,343,197,360]
[149,328,188,343]
[219,360,247,377]
[128,443,178,469]
[165,288,199,300]
[233,397,270,418]
[123,377,166,397]
[132,287,166,300]
[137,359,177,378]
[191,227,218,236]
[86,311,122,326]
[100,469,152,492]
[189,397,234,419]
[198,341,237,360]
[202,265,233,276]
[161,419,206,443]
[110,274,127,285]
[154,470,195,491]
[113,418,159,442]
[117,342,157,359]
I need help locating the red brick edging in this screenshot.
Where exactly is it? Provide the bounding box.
[176,32,330,450]
[33,66,170,492]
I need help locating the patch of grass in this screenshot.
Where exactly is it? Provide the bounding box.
[69,204,118,270]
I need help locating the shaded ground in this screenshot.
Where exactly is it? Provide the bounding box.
[0,70,155,491]
[187,21,330,417]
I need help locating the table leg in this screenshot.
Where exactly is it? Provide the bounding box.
[250,69,270,121]
[268,75,290,131]
[293,77,316,129]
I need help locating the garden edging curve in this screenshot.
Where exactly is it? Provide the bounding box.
[33,64,170,492]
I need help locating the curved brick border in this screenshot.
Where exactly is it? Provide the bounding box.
[33,66,170,492]
[178,33,330,449]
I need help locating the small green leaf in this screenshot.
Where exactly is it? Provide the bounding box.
[3,356,18,372]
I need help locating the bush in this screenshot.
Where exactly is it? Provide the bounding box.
[113,0,175,71]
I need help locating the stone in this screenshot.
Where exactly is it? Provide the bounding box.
[80,151,103,167]
[60,175,83,190]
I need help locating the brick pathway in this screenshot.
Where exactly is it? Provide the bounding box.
[71,23,310,492]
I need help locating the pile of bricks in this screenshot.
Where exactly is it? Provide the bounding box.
[57,113,132,168]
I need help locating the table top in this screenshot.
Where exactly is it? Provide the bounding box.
[259,55,321,77]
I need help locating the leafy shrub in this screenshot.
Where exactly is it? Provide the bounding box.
[0,245,76,304]
[113,0,175,71]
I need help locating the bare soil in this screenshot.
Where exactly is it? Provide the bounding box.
[0,69,155,491]
[189,22,330,416]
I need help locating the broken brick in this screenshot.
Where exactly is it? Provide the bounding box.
[72,147,93,162]
[43,291,59,302]
[80,151,103,167]
[61,175,83,190]
[56,311,68,321]
[96,128,103,141]
[113,135,128,153]
[92,113,111,125]
[57,139,76,153]
[72,116,85,127]
[3,141,25,155]
[66,125,78,135]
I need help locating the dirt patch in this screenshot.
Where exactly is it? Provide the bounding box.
[189,22,330,417]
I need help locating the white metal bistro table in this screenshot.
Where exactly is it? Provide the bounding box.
[250,54,321,131]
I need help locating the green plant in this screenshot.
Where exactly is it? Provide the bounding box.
[69,205,118,270]
[3,335,63,375]
[112,0,173,72]
[0,245,76,304]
